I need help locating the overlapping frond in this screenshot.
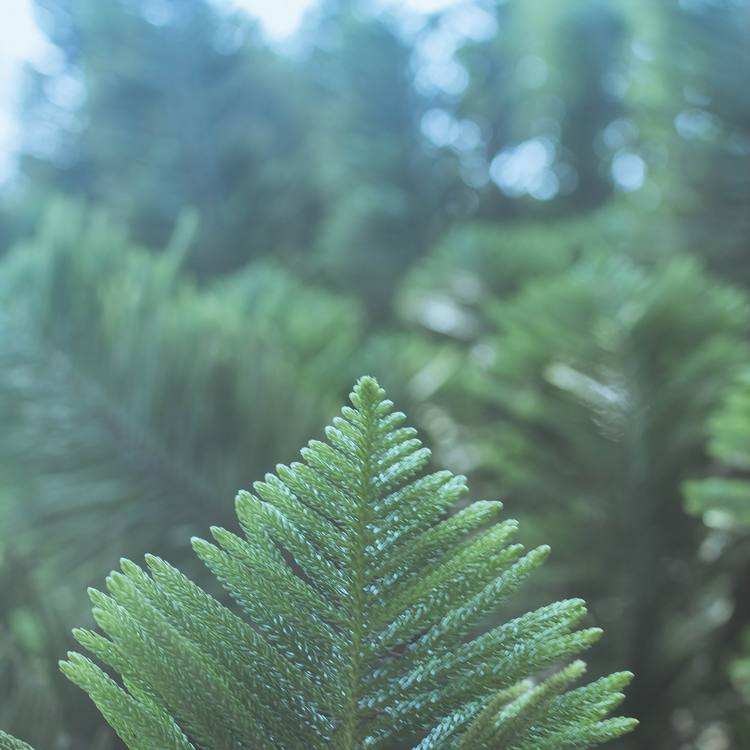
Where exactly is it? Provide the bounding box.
[0,731,33,750]
[55,376,636,749]
[684,369,750,528]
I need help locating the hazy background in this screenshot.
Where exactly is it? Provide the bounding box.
[0,0,749,748]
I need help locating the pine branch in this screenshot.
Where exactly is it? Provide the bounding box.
[0,204,362,577]
[48,376,636,749]
[0,732,33,750]
[684,369,750,528]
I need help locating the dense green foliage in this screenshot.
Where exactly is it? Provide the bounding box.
[8,378,637,749]
[399,227,750,747]
[661,1,750,282]
[683,371,750,742]
[0,202,361,571]
[0,202,363,745]
[685,372,750,528]
[1,0,749,747]
[19,0,319,275]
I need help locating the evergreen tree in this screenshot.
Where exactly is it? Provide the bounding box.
[396,208,654,340]
[19,0,318,274]
[0,201,362,575]
[302,0,441,318]
[659,0,750,285]
[443,0,628,219]
[0,201,363,746]
[2,377,636,749]
[399,242,749,748]
[685,370,750,529]
[684,371,750,743]
[549,1,627,210]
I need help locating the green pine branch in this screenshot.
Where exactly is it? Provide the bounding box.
[0,731,33,750]
[0,201,363,744]
[0,202,362,575]
[684,369,750,528]
[4,375,638,749]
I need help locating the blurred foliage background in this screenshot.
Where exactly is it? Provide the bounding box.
[0,0,749,747]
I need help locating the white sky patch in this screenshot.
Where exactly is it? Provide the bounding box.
[227,0,467,40]
[0,0,55,181]
[611,151,647,192]
[387,0,457,12]
[224,0,317,39]
[490,137,559,201]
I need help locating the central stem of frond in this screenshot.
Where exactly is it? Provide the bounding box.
[339,393,377,750]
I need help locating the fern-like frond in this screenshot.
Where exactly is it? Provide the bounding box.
[0,731,33,750]
[59,376,636,749]
[684,369,750,528]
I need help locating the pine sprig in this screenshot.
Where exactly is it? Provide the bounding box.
[0,732,34,750]
[684,369,750,528]
[26,376,636,748]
